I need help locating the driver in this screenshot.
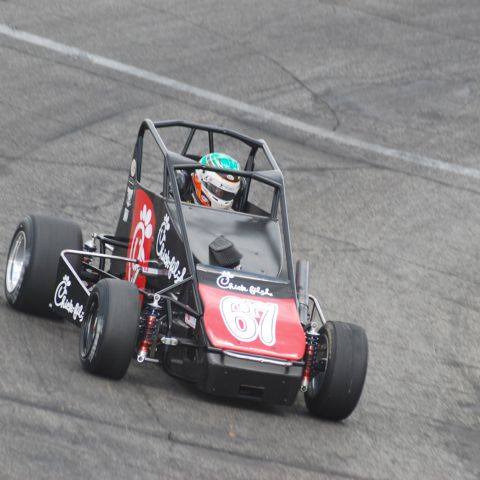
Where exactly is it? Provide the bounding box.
[178,152,242,210]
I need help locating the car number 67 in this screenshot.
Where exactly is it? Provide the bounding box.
[220,296,278,346]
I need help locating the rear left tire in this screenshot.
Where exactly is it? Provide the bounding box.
[5,214,83,317]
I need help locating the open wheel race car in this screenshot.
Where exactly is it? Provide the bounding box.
[4,119,368,421]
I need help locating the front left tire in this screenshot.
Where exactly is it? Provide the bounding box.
[80,279,140,380]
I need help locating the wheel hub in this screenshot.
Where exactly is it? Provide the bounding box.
[81,297,102,360]
[6,231,27,294]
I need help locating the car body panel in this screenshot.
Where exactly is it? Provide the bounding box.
[198,266,305,360]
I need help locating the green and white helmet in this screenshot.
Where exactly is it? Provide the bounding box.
[193,153,241,209]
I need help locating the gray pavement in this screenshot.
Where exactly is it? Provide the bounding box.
[0,1,479,479]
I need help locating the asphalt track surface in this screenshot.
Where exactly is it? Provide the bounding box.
[1,1,479,479]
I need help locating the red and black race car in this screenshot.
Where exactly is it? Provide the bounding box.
[4,119,368,420]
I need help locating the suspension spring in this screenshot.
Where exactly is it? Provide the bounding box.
[137,296,165,363]
[300,331,320,392]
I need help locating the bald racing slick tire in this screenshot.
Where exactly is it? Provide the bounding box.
[79,279,140,380]
[304,321,368,421]
[4,214,83,317]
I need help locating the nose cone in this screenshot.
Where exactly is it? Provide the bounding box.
[199,282,306,361]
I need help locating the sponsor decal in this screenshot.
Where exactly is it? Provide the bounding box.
[155,214,187,283]
[130,158,137,178]
[184,313,197,329]
[126,187,134,208]
[216,271,273,297]
[122,186,134,222]
[220,296,278,346]
[199,283,306,360]
[126,191,156,288]
[54,274,84,322]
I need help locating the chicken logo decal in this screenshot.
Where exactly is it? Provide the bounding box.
[126,190,155,288]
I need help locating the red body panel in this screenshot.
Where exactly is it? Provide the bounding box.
[125,189,156,290]
[199,283,306,360]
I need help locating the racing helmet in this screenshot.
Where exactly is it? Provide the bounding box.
[192,153,241,209]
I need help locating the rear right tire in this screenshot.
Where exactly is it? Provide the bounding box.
[304,321,368,421]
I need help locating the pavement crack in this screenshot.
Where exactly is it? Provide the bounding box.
[59,187,125,213]
[0,390,170,440]
[379,253,480,286]
[442,360,480,407]
[252,52,340,131]
[344,154,480,197]
[137,384,169,430]
[17,157,125,172]
[0,389,382,479]
[135,1,340,131]
[301,231,363,252]
[283,164,373,173]
[19,319,53,395]
[435,295,480,315]
[4,25,480,197]
[302,232,480,285]
[39,108,132,146]
[317,0,480,46]
[167,431,384,480]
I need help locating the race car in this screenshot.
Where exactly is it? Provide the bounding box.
[4,119,368,420]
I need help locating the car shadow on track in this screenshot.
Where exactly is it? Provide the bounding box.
[127,361,289,417]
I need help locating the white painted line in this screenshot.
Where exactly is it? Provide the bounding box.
[2,23,479,180]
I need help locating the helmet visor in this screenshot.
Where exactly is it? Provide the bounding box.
[203,180,238,201]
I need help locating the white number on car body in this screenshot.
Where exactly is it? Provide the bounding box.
[219,296,278,346]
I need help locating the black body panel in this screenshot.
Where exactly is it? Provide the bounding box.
[198,351,303,406]
[180,203,285,277]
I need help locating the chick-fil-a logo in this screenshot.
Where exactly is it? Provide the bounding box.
[216,271,273,297]
[155,213,187,283]
[126,190,155,288]
[54,274,84,322]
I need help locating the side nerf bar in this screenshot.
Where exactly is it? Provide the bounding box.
[51,249,139,326]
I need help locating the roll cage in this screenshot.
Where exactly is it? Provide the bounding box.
[54,119,300,335]
[133,119,298,293]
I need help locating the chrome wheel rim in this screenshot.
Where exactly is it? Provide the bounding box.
[81,296,101,359]
[6,231,27,294]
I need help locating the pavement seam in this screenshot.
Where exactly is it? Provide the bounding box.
[1,23,480,182]
[0,390,383,479]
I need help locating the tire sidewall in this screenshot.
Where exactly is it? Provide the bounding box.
[305,321,368,421]
[80,290,106,369]
[4,214,83,317]
[79,279,140,379]
[4,217,34,308]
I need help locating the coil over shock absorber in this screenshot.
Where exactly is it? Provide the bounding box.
[301,322,321,392]
[137,294,165,363]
